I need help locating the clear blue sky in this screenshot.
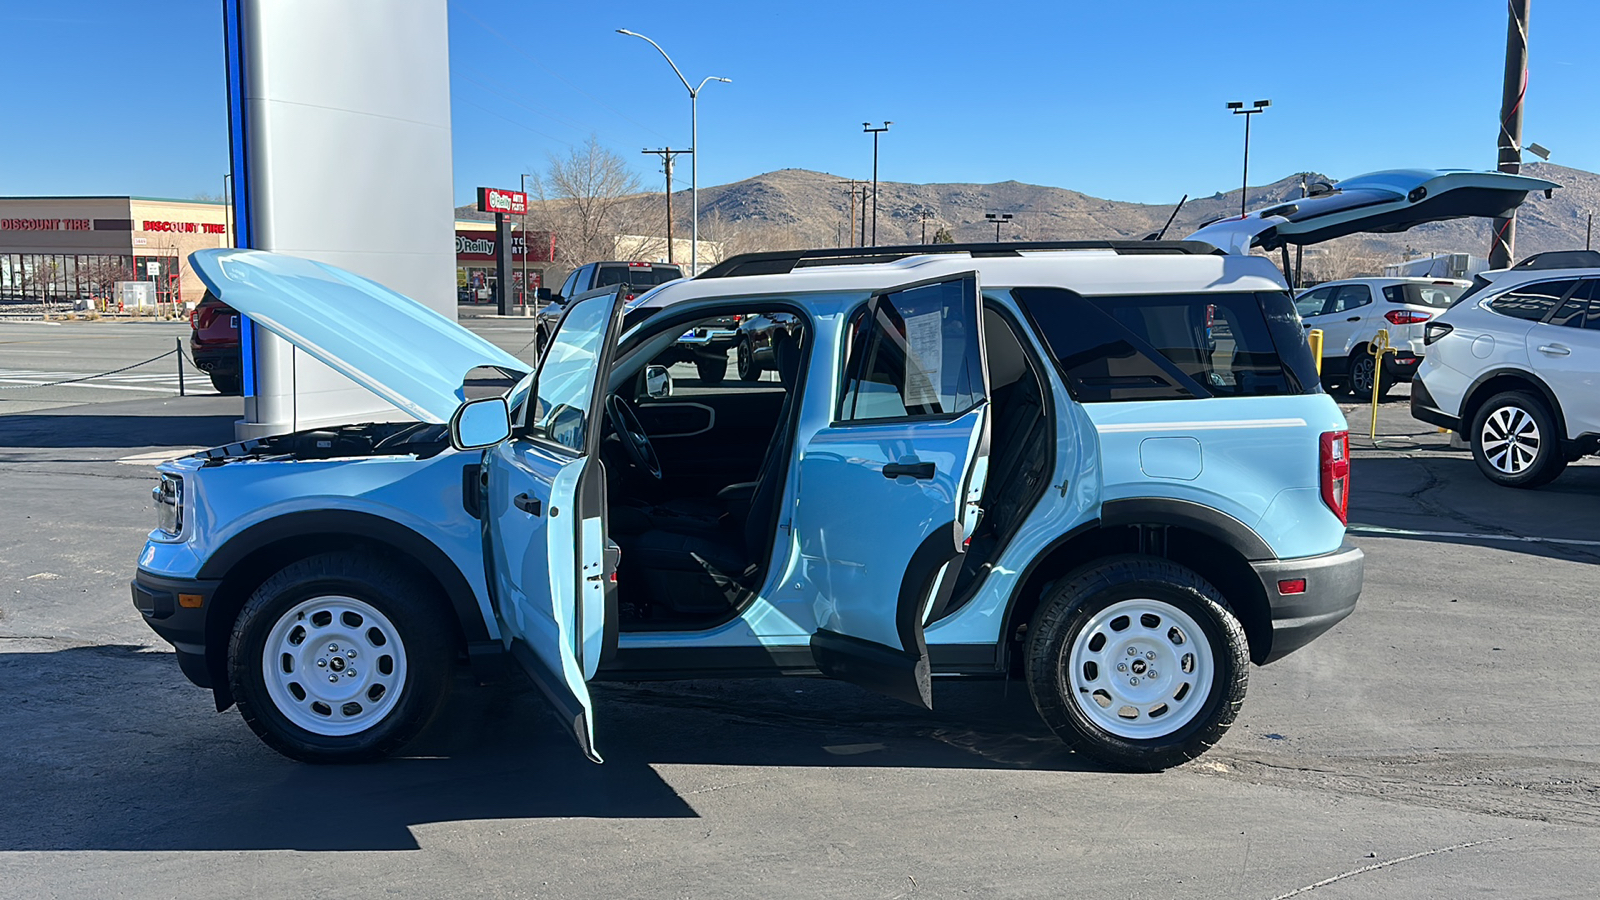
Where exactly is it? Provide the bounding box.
[1,1,1595,206]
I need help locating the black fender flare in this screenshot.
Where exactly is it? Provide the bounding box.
[1099,498,1274,561]
[198,509,491,644]
[1460,366,1569,442]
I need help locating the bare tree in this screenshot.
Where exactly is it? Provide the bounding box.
[526,136,654,269]
[84,257,134,307]
[22,256,59,316]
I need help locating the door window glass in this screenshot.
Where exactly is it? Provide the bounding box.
[839,277,984,421]
[1295,287,1331,317]
[1488,280,1577,322]
[559,269,580,299]
[1329,284,1372,313]
[521,292,613,452]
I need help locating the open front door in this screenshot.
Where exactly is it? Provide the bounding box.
[483,287,625,762]
[796,273,990,709]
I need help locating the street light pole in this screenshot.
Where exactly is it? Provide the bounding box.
[863,122,891,246]
[1226,100,1270,218]
[618,29,730,276]
[985,213,1013,242]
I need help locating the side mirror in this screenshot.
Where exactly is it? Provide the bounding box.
[644,365,673,400]
[536,288,555,302]
[449,397,511,450]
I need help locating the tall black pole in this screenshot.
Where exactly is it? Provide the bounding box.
[860,186,867,247]
[494,212,512,315]
[1490,0,1530,270]
[1240,112,1252,219]
[871,132,879,246]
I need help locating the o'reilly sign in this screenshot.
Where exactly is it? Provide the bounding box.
[475,186,528,216]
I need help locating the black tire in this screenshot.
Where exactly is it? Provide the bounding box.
[534,324,549,357]
[1470,390,1567,488]
[695,354,728,384]
[208,372,242,395]
[1025,555,1249,772]
[228,552,456,763]
[1347,351,1390,401]
[736,338,763,382]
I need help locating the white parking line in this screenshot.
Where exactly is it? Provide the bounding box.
[1348,523,1600,548]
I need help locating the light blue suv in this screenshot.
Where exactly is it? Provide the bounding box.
[132,169,1553,770]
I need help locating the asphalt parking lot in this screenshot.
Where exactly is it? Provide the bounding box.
[3,319,1598,898]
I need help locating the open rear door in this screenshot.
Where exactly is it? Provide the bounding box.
[482,286,625,762]
[794,273,990,709]
[1185,169,1559,254]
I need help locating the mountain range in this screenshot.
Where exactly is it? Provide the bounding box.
[686,161,1597,271]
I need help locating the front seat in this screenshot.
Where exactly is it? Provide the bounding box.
[619,330,804,616]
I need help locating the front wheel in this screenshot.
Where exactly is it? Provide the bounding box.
[1025,555,1249,771]
[1471,390,1566,488]
[736,338,763,381]
[228,552,456,763]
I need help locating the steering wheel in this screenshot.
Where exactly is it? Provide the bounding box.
[606,394,663,481]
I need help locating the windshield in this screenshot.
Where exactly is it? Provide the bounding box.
[1384,282,1464,309]
[596,265,682,288]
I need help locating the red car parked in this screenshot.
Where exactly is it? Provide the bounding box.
[190,292,242,394]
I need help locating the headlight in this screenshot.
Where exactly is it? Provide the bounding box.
[152,474,184,538]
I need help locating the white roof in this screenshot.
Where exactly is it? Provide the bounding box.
[636,250,1289,310]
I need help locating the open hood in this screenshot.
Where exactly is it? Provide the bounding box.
[1184,169,1559,254]
[191,249,530,424]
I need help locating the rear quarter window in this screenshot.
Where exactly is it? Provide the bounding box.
[1014,288,1318,402]
[1486,280,1579,322]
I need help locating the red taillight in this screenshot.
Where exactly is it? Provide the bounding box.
[1385,309,1431,325]
[1320,430,1350,524]
[1277,579,1307,595]
[189,309,199,328]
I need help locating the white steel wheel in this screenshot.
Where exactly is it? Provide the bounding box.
[1066,598,1214,739]
[1479,405,1542,475]
[229,552,455,762]
[261,595,408,737]
[1026,555,1250,771]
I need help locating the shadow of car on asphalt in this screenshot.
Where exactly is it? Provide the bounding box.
[1349,455,1600,563]
[0,644,1087,852]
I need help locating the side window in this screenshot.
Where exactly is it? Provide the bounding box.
[838,277,984,421]
[1382,285,1404,305]
[1488,279,1578,322]
[522,292,613,452]
[1329,284,1372,313]
[1295,287,1331,317]
[1548,280,1600,330]
[558,269,581,299]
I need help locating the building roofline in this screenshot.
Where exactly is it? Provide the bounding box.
[0,195,226,206]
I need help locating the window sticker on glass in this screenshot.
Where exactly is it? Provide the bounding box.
[903,310,944,408]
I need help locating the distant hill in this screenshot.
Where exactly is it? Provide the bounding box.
[683,161,1597,272]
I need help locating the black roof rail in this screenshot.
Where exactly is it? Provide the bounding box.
[696,240,1223,279]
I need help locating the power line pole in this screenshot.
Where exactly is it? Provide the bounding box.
[863,122,891,246]
[1490,0,1531,269]
[642,148,687,263]
[839,180,863,248]
[859,184,868,247]
[919,207,935,243]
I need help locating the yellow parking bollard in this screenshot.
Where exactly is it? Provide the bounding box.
[1368,328,1396,441]
[1307,329,1324,375]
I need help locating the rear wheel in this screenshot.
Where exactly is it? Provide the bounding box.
[736,338,763,381]
[695,354,728,384]
[1471,390,1566,488]
[1347,351,1390,401]
[1025,555,1249,771]
[228,552,455,763]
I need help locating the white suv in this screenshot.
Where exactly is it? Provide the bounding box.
[1294,277,1466,399]
[1411,250,1600,487]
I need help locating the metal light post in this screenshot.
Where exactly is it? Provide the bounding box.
[863,122,891,246]
[985,213,1013,242]
[1226,99,1270,218]
[618,29,730,276]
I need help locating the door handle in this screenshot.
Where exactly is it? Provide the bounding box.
[882,461,936,480]
[1346,316,1361,322]
[513,493,542,515]
[1537,344,1572,356]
